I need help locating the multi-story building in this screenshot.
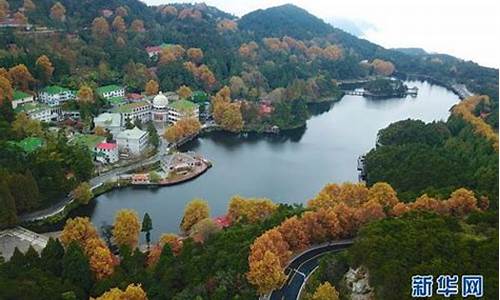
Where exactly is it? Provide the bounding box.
[93,112,122,135]
[116,127,149,156]
[39,85,75,106]
[115,101,152,125]
[94,142,119,164]
[168,99,199,124]
[15,102,61,123]
[11,90,34,109]
[96,85,125,99]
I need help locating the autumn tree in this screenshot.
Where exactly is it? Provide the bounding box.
[278,216,309,251]
[0,0,9,19]
[390,202,411,217]
[8,64,34,92]
[60,217,99,248]
[217,19,237,32]
[85,237,115,280]
[445,188,478,217]
[92,17,111,40]
[145,79,159,96]
[94,126,107,136]
[115,6,128,17]
[160,5,177,16]
[13,12,27,24]
[50,2,66,22]
[331,203,359,238]
[227,196,278,224]
[77,85,94,103]
[0,75,13,105]
[159,45,185,64]
[113,209,141,249]
[187,48,204,63]
[372,59,395,76]
[11,112,42,137]
[189,217,220,243]
[159,233,183,255]
[367,182,399,210]
[163,117,201,143]
[322,45,343,61]
[229,76,248,98]
[130,19,145,33]
[249,228,291,266]
[312,282,340,300]
[247,250,287,295]
[355,200,386,225]
[96,284,147,300]
[35,55,54,84]
[411,194,448,215]
[73,182,93,205]
[239,42,259,60]
[180,198,210,233]
[112,16,126,32]
[23,0,36,12]
[177,85,192,99]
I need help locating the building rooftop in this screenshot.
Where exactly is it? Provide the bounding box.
[96,85,123,95]
[94,113,121,127]
[169,99,198,112]
[14,102,50,114]
[18,137,44,153]
[13,90,32,101]
[107,96,125,106]
[41,85,71,95]
[96,142,117,150]
[115,101,150,113]
[117,127,147,140]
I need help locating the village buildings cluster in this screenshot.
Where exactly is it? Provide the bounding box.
[11,83,201,166]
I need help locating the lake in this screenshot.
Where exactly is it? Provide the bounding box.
[84,80,459,239]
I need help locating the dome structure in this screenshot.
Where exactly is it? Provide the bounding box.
[152,91,169,108]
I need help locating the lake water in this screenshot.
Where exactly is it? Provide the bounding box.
[84,81,459,239]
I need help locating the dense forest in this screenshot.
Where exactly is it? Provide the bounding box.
[0,1,498,299]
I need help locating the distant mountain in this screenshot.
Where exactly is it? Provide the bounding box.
[238,4,333,40]
[393,48,428,56]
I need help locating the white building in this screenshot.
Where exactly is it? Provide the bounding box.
[12,90,34,109]
[152,92,169,123]
[96,85,125,99]
[94,142,119,164]
[168,99,199,124]
[94,112,122,135]
[116,101,152,125]
[116,127,149,156]
[15,103,61,123]
[39,86,75,106]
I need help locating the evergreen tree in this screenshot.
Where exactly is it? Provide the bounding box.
[41,238,65,276]
[62,242,92,292]
[141,212,153,250]
[0,180,17,228]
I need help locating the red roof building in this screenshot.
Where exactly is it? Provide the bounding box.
[96,142,117,150]
[127,93,144,102]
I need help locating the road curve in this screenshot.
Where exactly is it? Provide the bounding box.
[270,240,353,300]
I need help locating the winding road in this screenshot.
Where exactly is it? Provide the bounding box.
[270,240,354,300]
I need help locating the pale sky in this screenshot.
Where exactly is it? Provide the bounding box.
[143,0,499,68]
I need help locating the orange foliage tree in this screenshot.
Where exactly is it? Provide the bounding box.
[112,209,141,249]
[163,117,201,143]
[278,216,310,251]
[145,79,159,96]
[8,64,34,92]
[372,59,395,76]
[50,2,66,22]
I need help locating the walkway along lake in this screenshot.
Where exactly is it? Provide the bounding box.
[80,81,460,239]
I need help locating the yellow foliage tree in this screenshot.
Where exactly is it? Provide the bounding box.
[36,55,54,83]
[186,48,204,63]
[86,238,115,280]
[73,182,93,205]
[113,209,141,249]
[145,80,159,96]
[112,16,126,32]
[92,17,110,40]
[227,196,278,224]
[130,19,145,33]
[445,188,478,217]
[163,117,201,143]
[77,85,94,104]
[248,228,291,266]
[312,282,340,300]
[60,217,99,248]
[180,198,210,233]
[11,112,43,138]
[247,250,287,295]
[158,233,183,255]
[367,182,399,210]
[177,85,192,99]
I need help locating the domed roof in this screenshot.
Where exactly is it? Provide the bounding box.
[152,92,168,108]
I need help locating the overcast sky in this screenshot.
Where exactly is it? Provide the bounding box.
[143,0,499,68]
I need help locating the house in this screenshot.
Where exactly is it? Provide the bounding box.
[116,127,149,156]
[145,43,173,58]
[131,173,149,184]
[96,85,125,99]
[72,134,106,151]
[259,100,273,116]
[94,142,119,164]
[126,93,144,102]
[15,102,61,122]
[93,113,122,135]
[39,85,75,106]
[11,90,34,109]
[168,99,199,124]
[115,101,152,124]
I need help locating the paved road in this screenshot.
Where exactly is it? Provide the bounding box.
[20,139,170,222]
[270,240,353,300]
